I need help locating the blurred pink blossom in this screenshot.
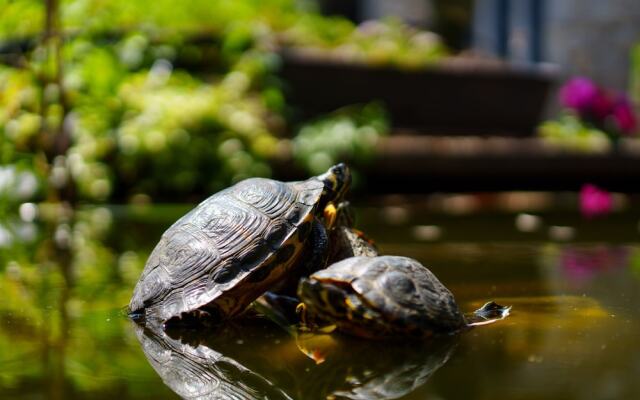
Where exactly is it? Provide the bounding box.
[611,97,638,135]
[558,77,638,136]
[559,77,599,115]
[580,184,612,218]
[590,90,614,119]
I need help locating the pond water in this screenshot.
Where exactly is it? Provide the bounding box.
[1,202,640,399]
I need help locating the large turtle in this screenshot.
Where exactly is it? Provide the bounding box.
[298,256,510,339]
[129,164,351,325]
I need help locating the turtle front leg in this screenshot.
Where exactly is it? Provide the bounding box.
[301,218,330,275]
[273,219,329,296]
[324,200,354,230]
[323,202,338,230]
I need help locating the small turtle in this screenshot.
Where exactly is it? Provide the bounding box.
[298,256,510,339]
[129,164,351,325]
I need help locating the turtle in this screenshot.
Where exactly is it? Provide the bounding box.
[297,255,510,339]
[128,163,351,325]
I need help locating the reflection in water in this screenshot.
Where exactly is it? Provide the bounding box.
[559,245,630,283]
[327,338,456,400]
[135,317,457,400]
[2,205,640,399]
[135,322,293,400]
[0,206,166,399]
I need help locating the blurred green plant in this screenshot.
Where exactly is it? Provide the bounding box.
[0,1,447,68]
[2,29,282,202]
[0,0,44,39]
[538,115,612,153]
[0,66,46,211]
[631,43,640,105]
[0,0,447,205]
[281,17,448,68]
[0,205,175,397]
[113,66,277,197]
[293,103,388,175]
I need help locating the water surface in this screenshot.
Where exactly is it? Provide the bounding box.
[1,204,639,399]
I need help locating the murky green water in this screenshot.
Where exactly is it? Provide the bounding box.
[1,203,640,399]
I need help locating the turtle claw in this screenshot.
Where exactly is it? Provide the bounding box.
[296,303,309,328]
[192,309,212,319]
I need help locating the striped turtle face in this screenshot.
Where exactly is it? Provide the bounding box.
[317,163,351,209]
[298,277,382,339]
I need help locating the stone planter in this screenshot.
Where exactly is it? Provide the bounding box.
[279,50,557,135]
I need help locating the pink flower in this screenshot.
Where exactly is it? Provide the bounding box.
[580,184,612,218]
[558,76,639,138]
[559,77,599,115]
[590,90,614,120]
[611,97,638,135]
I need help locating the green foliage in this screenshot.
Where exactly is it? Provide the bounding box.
[0,0,448,204]
[538,114,612,153]
[0,0,300,38]
[0,66,42,156]
[293,103,388,175]
[282,17,449,68]
[0,66,44,209]
[0,165,40,215]
[113,68,276,196]
[0,0,43,38]
[631,43,640,104]
[0,207,171,397]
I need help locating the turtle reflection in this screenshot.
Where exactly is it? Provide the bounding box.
[134,317,457,400]
[134,320,293,400]
[304,335,457,400]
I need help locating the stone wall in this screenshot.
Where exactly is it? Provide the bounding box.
[545,0,640,91]
[473,0,640,92]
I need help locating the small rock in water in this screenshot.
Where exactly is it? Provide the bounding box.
[549,226,575,241]
[412,225,442,241]
[381,206,409,225]
[515,213,542,232]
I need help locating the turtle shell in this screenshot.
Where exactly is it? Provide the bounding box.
[129,176,325,323]
[303,256,466,337]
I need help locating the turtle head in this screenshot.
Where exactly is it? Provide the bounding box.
[318,163,351,205]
